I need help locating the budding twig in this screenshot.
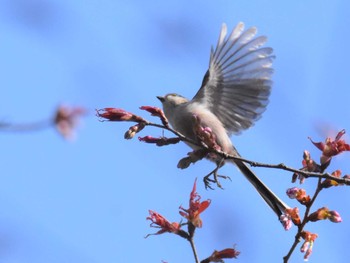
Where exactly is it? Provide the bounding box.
[145,121,350,185]
[97,106,350,262]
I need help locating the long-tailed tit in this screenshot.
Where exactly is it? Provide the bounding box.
[157,22,289,217]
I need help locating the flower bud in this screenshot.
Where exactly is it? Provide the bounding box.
[96,108,145,122]
[140,106,168,126]
[286,187,299,199]
[328,210,342,223]
[308,207,342,223]
[124,123,145,139]
[286,187,310,205]
[321,170,341,188]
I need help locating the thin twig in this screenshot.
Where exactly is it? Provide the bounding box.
[283,177,323,262]
[188,236,200,263]
[145,121,350,185]
[0,119,53,132]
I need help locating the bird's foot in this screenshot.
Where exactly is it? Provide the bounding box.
[203,165,231,189]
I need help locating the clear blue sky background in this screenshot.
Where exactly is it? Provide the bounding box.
[1,0,350,262]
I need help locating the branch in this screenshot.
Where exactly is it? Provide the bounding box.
[283,178,323,262]
[139,120,350,185]
[0,119,52,132]
[1,105,86,140]
[97,107,349,262]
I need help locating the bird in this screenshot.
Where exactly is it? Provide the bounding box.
[157,22,289,218]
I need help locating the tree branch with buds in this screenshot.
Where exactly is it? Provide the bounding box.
[145,179,239,263]
[97,106,350,262]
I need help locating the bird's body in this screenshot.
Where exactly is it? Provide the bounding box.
[162,96,234,154]
[157,22,289,218]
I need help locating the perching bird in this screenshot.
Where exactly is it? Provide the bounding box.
[157,22,289,218]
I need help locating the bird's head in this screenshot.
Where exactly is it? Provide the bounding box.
[157,93,189,107]
[157,93,189,120]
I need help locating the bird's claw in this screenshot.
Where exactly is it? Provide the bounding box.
[203,167,230,190]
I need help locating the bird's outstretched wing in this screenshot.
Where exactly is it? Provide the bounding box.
[192,22,274,135]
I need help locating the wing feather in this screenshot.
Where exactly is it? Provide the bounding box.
[192,22,274,134]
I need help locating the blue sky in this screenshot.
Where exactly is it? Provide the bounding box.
[1,0,350,262]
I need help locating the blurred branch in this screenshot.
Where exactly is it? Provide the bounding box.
[0,119,52,132]
[0,105,86,140]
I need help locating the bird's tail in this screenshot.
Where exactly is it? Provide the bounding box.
[230,158,290,217]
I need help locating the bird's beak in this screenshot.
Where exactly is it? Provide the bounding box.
[156,96,165,102]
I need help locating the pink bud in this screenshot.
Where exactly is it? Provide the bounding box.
[96,108,145,122]
[286,187,299,199]
[329,210,342,223]
[279,214,292,231]
[140,106,168,126]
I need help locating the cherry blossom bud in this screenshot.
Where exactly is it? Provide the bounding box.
[293,151,321,183]
[124,123,145,139]
[140,106,168,126]
[308,207,329,221]
[308,207,342,223]
[96,108,145,122]
[280,207,301,230]
[302,150,319,172]
[300,231,318,261]
[280,214,293,231]
[321,170,341,188]
[286,187,310,205]
[328,210,342,223]
[286,187,299,199]
[192,115,221,151]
